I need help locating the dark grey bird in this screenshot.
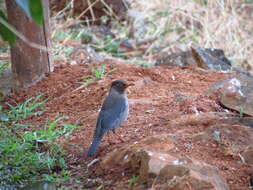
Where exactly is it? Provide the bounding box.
[87,80,132,156]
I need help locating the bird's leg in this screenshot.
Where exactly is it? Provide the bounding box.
[107,131,115,145]
[112,129,125,143]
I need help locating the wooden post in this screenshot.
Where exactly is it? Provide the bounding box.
[5,0,53,90]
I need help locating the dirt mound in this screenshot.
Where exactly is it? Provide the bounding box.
[7,63,251,189]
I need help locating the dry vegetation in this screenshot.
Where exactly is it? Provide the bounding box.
[49,0,253,68]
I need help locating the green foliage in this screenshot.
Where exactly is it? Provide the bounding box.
[81,65,116,86]
[0,9,16,45]
[92,65,107,80]
[96,36,121,55]
[15,0,30,17]
[128,175,138,188]
[193,0,208,5]
[0,122,68,188]
[239,106,244,118]
[15,0,44,25]
[5,94,46,122]
[0,96,81,189]
[0,0,43,46]
[92,65,116,80]
[28,0,44,25]
[0,61,10,79]
[245,0,253,3]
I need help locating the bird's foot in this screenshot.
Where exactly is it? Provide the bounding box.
[115,133,125,143]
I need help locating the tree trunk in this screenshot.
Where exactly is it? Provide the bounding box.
[5,0,53,90]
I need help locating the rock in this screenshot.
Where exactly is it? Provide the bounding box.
[250,173,253,189]
[82,25,115,42]
[241,146,253,164]
[191,47,231,72]
[70,45,103,64]
[100,134,175,170]
[152,159,229,190]
[192,121,253,160]
[168,112,237,128]
[168,111,253,165]
[155,47,231,72]
[177,94,224,114]
[100,134,229,190]
[155,50,196,67]
[210,72,253,116]
[20,181,56,190]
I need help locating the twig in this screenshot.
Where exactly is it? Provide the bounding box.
[0,17,49,52]
[87,158,100,167]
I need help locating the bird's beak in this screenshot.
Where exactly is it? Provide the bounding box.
[126,83,134,88]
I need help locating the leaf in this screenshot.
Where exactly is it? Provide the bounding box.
[29,0,44,25]
[15,0,31,18]
[15,0,44,25]
[61,124,82,129]
[0,10,16,45]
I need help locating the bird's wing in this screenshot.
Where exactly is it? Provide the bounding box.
[99,95,128,134]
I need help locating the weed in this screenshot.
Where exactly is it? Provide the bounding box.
[5,94,46,122]
[96,185,104,190]
[93,64,107,80]
[0,61,10,78]
[80,65,116,86]
[128,175,138,188]
[0,123,68,188]
[0,96,82,189]
[239,106,244,118]
[95,36,121,55]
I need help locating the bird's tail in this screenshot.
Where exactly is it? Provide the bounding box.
[87,136,103,156]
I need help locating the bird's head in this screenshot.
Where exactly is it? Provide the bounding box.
[110,80,133,94]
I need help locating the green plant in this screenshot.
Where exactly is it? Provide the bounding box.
[0,124,66,188]
[6,94,46,122]
[128,175,138,188]
[92,65,106,80]
[0,0,44,45]
[239,106,244,118]
[0,61,10,79]
[93,65,116,80]
[0,61,10,72]
[80,65,116,87]
[0,96,82,189]
[89,33,124,57]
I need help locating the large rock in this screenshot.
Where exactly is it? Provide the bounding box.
[152,158,229,190]
[192,119,253,164]
[100,135,229,190]
[191,47,231,72]
[100,134,175,170]
[155,47,231,72]
[210,72,253,116]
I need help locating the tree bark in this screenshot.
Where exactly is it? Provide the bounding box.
[5,0,53,90]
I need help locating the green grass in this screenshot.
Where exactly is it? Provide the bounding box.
[5,94,46,122]
[0,61,10,79]
[80,64,116,86]
[128,175,138,188]
[91,65,116,80]
[0,95,82,189]
[94,35,121,55]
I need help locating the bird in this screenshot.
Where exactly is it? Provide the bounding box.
[87,80,132,156]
